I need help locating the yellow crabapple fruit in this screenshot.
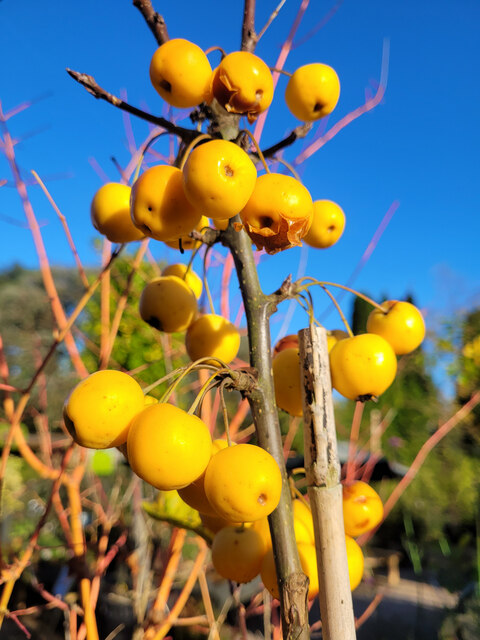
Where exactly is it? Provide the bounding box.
[212,51,274,122]
[304,200,346,249]
[345,535,364,590]
[185,313,240,365]
[199,512,242,534]
[261,542,319,600]
[212,217,229,231]
[182,139,257,221]
[161,263,203,300]
[366,300,426,355]
[143,394,158,406]
[139,275,197,333]
[177,439,229,516]
[272,347,303,417]
[273,334,299,356]
[343,480,384,538]
[329,333,397,401]
[240,173,314,254]
[127,403,212,490]
[130,165,202,242]
[149,38,212,108]
[326,329,349,353]
[90,183,144,243]
[63,370,145,449]
[285,63,340,122]
[204,443,282,522]
[211,525,269,583]
[293,499,315,544]
[164,215,210,251]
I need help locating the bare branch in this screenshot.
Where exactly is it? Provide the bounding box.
[256,0,287,42]
[261,123,312,158]
[241,0,257,52]
[132,0,169,46]
[66,69,198,143]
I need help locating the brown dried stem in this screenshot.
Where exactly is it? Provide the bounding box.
[133,0,169,46]
[241,0,257,52]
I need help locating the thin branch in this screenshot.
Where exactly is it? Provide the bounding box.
[66,69,199,143]
[132,0,169,46]
[257,0,288,42]
[261,123,312,158]
[241,0,257,52]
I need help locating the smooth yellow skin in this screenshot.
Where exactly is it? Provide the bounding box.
[212,217,229,231]
[127,403,212,490]
[252,499,314,550]
[204,443,282,522]
[144,394,158,406]
[185,313,240,365]
[212,51,274,122]
[164,215,210,251]
[343,481,384,538]
[211,525,268,583]
[183,140,257,220]
[304,200,346,249]
[240,173,314,254]
[149,38,212,108]
[346,535,365,591]
[161,263,203,300]
[139,275,198,333]
[326,329,349,353]
[90,183,144,243]
[366,300,426,355]
[285,63,340,122]
[64,370,145,449]
[261,542,319,600]
[199,512,241,534]
[177,439,229,516]
[329,333,397,401]
[272,347,303,417]
[131,165,202,242]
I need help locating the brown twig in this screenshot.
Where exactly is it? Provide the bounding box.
[241,0,257,52]
[261,123,312,158]
[132,0,169,46]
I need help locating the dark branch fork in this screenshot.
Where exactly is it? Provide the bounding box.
[132,0,169,45]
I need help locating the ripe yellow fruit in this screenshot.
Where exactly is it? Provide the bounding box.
[343,481,384,537]
[164,215,210,251]
[212,51,274,122]
[144,394,158,406]
[182,139,257,221]
[185,313,240,365]
[204,443,282,522]
[329,333,397,401]
[261,542,319,599]
[131,165,202,242]
[149,38,213,108]
[240,173,313,254]
[272,347,303,417]
[326,329,349,353]
[211,525,269,583]
[139,275,198,333]
[161,263,203,300]
[304,200,346,249]
[127,403,212,490]
[90,183,144,243]
[366,300,426,355]
[252,499,314,550]
[345,535,364,591]
[177,439,229,516]
[199,512,242,534]
[285,63,340,122]
[63,370,145,449]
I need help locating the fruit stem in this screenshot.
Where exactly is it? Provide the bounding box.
[318,285,354,338]
[178,133,212,171]
[132,131,172,183]
[272,156,301,181]
[297,277,385,313]
[237,129,270,174]
[219,379,233,446]
[204,45,227,59]
[152,359,226,402]
[269,67,292,77]
[203,245,216,315]
[188,371,223,415]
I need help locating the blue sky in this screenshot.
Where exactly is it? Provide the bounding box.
[1,0,479,351]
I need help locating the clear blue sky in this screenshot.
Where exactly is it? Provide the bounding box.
[1,0,479,348]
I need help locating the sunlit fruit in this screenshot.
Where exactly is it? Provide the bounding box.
[139,275,197,333]
[127,403,212,490]
[273,334,299,356]
[212,51,274,122]
[240,173,313,254]
[164,215,210,251]
[272,348,303,417]
[178,439,229,516]
[329,333,397,401]
[345,535,364,591]
[293,499,315,544]
[211,525,268,583]
[204,443,282,522]
[366,300,426,355]
[343,480,384,537]
[149,38,212,108]
[63,370,145,449]
[131,165,202,242]
[261,542,319,599]
[162,263,203,300]
[90,183,144,243]
[144,394,158,406]
[285,63,340,122]
[185,313,240,365]
[182,139,257,220]
[304,200,346,249]
[326,329,349,353]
